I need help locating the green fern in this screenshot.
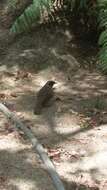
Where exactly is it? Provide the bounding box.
[9,0,107,73]
[69,0,107,73]
[10,0,88,33]
[10,0,89,33]
[98,0,107,73]
[10,0,52,33]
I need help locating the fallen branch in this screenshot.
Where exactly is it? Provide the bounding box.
[0,103,65,190]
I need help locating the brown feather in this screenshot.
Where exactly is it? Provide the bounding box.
[34,81,56,114]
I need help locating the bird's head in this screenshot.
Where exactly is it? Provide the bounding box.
[46,80,56,87]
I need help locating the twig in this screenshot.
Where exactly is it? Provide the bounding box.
[0,103,65,190]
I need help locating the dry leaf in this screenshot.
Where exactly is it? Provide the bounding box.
[47,148,61,161]
[15,71,31,80]
[10,92,18,98]
[0,93,6,99]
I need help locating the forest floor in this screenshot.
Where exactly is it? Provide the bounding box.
[0,25,107,190]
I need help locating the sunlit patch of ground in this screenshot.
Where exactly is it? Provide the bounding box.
[0,26,107,190]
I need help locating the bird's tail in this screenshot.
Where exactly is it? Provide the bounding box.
[34,102,42,115]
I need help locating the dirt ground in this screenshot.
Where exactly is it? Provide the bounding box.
[0,25,107,190]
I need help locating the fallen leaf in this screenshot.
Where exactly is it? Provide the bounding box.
[47,148,61,161]
[4,122,15,133]
[10,92,18,98]
[0,93,6,99]
[15,71,31,80]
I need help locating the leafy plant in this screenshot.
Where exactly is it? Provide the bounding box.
[98,0,107,73]
[8,0,107,73]
[10,0,97,34]
[10,0,88,33]
[10,0,52,33]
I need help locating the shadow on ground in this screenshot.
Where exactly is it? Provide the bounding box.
[0,26,106,190]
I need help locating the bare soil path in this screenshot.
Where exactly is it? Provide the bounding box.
[0,26,107,190]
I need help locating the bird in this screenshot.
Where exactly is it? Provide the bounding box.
[34,80,56,114]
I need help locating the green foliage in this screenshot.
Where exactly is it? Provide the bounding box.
[10,0,89,33]
[10,0,96,34]
[9,0,107,73]
[10,0,52,33]
[98,0,107,73]
[66,0,107,74]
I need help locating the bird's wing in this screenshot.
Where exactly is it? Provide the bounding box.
[37,85,54,105]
